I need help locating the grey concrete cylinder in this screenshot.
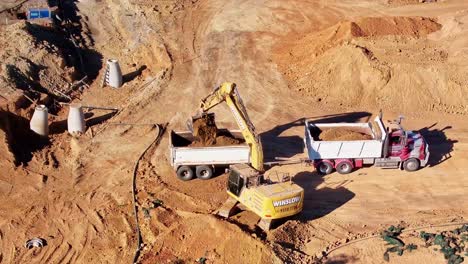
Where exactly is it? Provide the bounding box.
[106,59,123,88]
[67,103,86,135]
[30,105,49,137]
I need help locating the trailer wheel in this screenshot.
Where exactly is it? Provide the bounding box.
[336,161,353,174]
[403,158,420,172]
[196,165,213,180]
[317,161,333,175]
[176,166,194,181]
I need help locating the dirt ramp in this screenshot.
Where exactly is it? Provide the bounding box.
[350,17,441,38]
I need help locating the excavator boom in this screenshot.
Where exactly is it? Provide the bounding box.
[195,82,264,172]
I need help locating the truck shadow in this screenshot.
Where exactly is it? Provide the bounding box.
[418,123,457,167]
[323,254,359,264]
[292,171,355,221]
[260,111,371,162]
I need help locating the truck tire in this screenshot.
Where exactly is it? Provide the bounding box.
[317,161,333,175]
[403,158,420,172]
[176,166,194,181]
[336,160,353,174]
[196,165,213,180]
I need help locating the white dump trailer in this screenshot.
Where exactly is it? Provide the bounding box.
[169,129,250,181]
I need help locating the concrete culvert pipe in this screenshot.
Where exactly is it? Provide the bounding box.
[67,103,86,135]
[30,105,49,137]
[105,59,123,88]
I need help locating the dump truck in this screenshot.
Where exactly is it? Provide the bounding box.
[169,129,250,180]
[304,113,430,174]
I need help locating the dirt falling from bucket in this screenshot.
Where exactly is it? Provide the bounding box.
[191,115,241,147]
[192,115,218,146]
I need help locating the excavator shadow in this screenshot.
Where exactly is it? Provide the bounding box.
[260,111,372,161]
[418,123,457,167]
[292,171,355,222]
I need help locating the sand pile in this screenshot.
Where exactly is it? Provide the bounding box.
[319,128,373,141]
[277,17,441,63]
[274,16,468,114]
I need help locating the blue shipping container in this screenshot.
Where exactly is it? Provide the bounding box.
[27,8,52,20]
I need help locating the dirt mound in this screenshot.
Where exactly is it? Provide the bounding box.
[0,21,79,107]
[140,215,281,264]
[274,16,468,114]
[319,128,373,141]
[278,16,441,62]
[349,17,441,38]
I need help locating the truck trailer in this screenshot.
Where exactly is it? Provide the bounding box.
[304,114,430,174]
[169,129,251,180]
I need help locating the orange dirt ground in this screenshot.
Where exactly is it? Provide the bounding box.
[0,0,467,263]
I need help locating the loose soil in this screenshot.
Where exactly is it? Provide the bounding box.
[192,114,218,146]
[319,128,373,141]
[190,114,241,146]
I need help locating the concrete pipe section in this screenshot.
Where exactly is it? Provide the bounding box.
[30,104,49,137]
[67,103,86,135]
[105,59,123,88]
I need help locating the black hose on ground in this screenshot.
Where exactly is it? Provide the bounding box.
[131,123,167,264]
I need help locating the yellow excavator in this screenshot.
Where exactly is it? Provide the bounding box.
[191,82,304,230]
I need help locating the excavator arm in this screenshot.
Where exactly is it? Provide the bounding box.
[197,82,264,172]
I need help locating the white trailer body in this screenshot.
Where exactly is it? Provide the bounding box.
[304,116,387,160]
[169,129,251,180]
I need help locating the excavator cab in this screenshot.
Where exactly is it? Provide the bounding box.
[227,164,261,197]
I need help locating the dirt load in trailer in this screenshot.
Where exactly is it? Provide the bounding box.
[304,114,429,175]
[169,129,250,181]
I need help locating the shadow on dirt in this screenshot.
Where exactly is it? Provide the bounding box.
[323,254,359,264]
[86,110,118,127]
[0,110,49,165]
[260,111,372,162]
[418,123,457,167]
[293,171,355,221]
[25,22,103,81]
[123,65,147,84]
[49,110,117,134]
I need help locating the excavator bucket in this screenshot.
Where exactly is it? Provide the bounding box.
[187,112,215,132]
[187,112,218,146]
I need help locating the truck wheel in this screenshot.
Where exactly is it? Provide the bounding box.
[196,165,213,180]
[176,166,194,181]
[336,161,353,174]
[317,161,333,175]
[403,158,420,172]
